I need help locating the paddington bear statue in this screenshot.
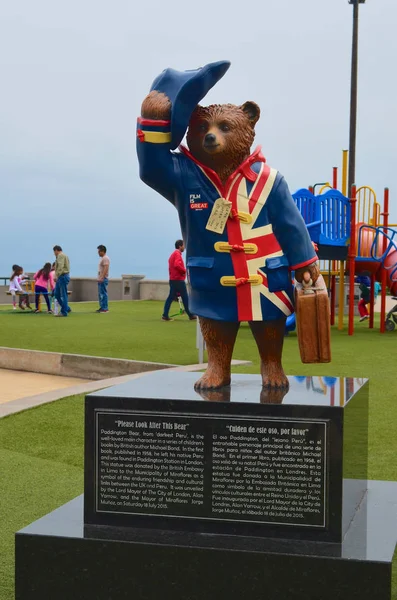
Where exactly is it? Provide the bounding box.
[136,60,319,391]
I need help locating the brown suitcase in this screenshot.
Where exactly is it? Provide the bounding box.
[295,274,331,363]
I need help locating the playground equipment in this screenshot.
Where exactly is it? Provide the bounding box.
[6,285,69,313]
[22,280,35,293]
[285,313,296,333]
[291,150,397,335]
[385,297,397,332]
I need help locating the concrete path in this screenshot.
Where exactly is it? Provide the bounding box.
[0,369,89,405]
[0,360,251,419]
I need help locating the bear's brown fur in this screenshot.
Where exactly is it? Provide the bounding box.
[186,102,259,184]
[140,91,319,392]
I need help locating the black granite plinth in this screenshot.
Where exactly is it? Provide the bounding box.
[15,481,397,600]
[85,372,368,543]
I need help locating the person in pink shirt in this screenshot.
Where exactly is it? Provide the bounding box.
[33,262,55,313]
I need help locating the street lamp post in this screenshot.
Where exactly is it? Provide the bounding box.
[347,0,365,196]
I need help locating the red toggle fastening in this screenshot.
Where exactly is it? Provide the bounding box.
[231,244,245,252]
[137,129,145,142]
[236,277,249,287]
[230,208,239,219]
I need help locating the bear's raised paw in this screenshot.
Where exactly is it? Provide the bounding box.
[141,91,171,121]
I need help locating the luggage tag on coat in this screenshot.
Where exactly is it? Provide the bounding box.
[205,198,232,234]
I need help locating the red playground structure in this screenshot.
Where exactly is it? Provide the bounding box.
[292,150,397,335]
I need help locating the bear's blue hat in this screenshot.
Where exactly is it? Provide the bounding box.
[150,60,231,150]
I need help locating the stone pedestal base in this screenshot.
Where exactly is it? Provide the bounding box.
[16,481,397,600]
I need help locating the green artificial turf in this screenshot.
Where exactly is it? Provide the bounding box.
[0,394,85,600]
[0,301,200,364]
[0,300,396,598]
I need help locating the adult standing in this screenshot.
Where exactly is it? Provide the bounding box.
[96,245,110,313]
[53,245,71,317]
[162,240,195,321]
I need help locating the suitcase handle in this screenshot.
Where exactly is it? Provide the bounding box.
[300,277,327,295]
[302,277,314,294]
[295,274,327,294]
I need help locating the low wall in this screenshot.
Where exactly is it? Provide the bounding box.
[0,285,8,305]
[68,278,122,302]
[0,277,366,315]
[0,347,177,380]
[139,280,170,301]
[0,275,146,304]
[334,281,360,316]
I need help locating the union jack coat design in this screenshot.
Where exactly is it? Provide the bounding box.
[137,117,317,322]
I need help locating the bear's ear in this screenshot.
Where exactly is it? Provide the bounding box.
[240,101,260,126]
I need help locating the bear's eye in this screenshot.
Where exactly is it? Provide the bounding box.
[198,123,207,133]
[219,123,230,132]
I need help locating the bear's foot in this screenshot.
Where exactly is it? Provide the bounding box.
[261,363,289,390]
[194,370,231,390]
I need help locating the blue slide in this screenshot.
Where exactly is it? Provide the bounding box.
[285,313,296,333]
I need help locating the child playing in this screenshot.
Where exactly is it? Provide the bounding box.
[33,262,55,313]
[9,265,32,310]
[356,275,371,322]
[365,281,382,314]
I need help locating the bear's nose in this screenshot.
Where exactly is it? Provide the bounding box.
[204,133,217,144]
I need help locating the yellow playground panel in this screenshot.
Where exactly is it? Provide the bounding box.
[320,260,341,278]
[22,280,35,293]
[356,186,380,227]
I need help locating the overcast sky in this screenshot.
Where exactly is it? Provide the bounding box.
[0,0,395,278]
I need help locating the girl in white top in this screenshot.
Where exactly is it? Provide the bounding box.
[9,265,32,310]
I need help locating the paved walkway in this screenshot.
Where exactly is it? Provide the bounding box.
[0,360,252,418]
[0,369,89,404]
